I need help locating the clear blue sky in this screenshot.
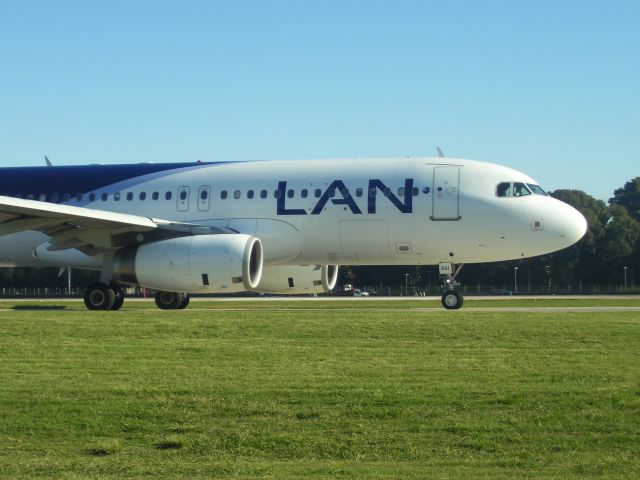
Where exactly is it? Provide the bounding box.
[0,0,638,201]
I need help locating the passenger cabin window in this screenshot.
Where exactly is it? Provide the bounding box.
[165,191,172,200]
[301,189,308,198]
[101,193,108,201]
[221,190,227,199]
[260,190,267,199]
[356,187,363,197]
[200,190,208,200]
[247,190,255,199]
[89,193,96,202]
[234,190,241,199]
[139,192,146,201]
[127,192,133,201]
[152,192,159,200]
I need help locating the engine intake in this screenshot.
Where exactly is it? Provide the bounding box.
[113,234,262,293]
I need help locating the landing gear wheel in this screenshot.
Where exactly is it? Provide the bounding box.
[177,294,190,310]
[154,291,184,310]
[441,290,464,310]
[84,283,116,310]
[111,286,125,311]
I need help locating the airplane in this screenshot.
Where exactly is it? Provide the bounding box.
[0,156,587,310]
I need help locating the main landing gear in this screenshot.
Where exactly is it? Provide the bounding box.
[83,283,125,311]
[154,291,190,310]
[83,283,190,310]
[439,263,465,310]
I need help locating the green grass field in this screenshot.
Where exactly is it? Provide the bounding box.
[1,299,639,478]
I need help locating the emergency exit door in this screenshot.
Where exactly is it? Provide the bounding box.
[431,166,461,220]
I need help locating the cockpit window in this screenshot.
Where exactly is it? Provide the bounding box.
[496,182,532,197]
[527,183,547,196]
[497,182,512,197]
[513,182,531,196]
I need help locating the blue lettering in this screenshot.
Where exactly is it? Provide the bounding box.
[276,181,307,215]
[311,180,362,215]
[367,179,413,214]
[276,178,415,216]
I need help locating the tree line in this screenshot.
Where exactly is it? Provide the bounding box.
[1,177,639,294]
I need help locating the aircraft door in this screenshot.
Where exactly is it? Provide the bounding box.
[197,185,210,211]
[177,186,190,212]
[431,166,461,220]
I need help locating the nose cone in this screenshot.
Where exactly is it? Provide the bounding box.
[549,199,588,249]
[567,204,588,245]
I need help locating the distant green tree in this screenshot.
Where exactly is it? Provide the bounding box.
[609,177,640,222]
[548,190,610,285]
[599,204,640,263]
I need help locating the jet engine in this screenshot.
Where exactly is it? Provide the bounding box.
[255,264,338,294]
[112,234,263,293]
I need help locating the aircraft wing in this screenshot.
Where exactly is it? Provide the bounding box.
[0,195,225,255]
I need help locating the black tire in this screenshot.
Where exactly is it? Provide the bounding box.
[177,294,190,310]
[111,286,125,310]
[441,290,464,310]
[154,291,183,310]
[84,283,116,310]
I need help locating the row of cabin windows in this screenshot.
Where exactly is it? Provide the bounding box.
[8,186,422,203]
[216,186,421,200]
[9,191,175,202]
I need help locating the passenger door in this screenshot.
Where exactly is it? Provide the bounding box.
[431,166,460,220]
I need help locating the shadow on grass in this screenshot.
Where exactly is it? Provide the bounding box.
[11,306,67,310]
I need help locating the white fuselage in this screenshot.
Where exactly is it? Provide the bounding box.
[0,157,587,269]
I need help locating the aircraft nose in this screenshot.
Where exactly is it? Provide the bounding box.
[553,200,588,248]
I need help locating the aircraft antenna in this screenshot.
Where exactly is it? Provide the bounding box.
[44,156,53,167]
[436,147,445,158]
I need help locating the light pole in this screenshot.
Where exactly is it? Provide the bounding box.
[514,267,518,294]
[405,274,410,297]
[624,266,628,292]
[545,265,551,294]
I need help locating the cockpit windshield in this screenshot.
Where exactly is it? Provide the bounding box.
[526,183,548,196]
[496,182,533,197]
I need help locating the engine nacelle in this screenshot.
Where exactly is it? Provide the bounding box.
[254,265,338,294]
[113,234,263,293]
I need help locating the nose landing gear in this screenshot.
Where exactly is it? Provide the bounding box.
[439,263,464,310]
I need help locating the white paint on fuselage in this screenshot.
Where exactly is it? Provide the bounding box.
[0,157,587,269]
